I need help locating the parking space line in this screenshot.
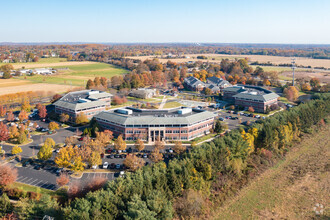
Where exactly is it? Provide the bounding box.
[25,178,35,183]
[40,182,49,188]
[16,176,24,181]
[34,180,43,186]
[29,179,39,185]
[19,177,28,182]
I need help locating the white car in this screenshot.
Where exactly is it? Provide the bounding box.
[119,171,125,177]
[103,162,108,169]
[92,165,98,169]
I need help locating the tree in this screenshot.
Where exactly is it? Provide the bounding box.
[0,122,9,141]
[55,145,75,168]
[263,79,271,86]
[123,154,144,171]
[0,105,6,117]
[38,105,47,119]
[21,99,31,112]
[60,113,70,123]
[0,64,14,79]
[154,139,165,150]
[0,193,12,217]
[18,110,28,123]
[310,77,320,89]
[204,87,212,95]
[72,156,85,171]
[88,152,102,167]
[8,125,18,139]
[11,146,22,155]
[173,141,186,154]
[86,79,95,89]
[149,148,163,163]
[284,86,299,101]
[124,194,157,220]
[17,131,27,144]
[56,173,69,187]
[75,113,89,125]
[134,138,145,152]
[114,135,126,151]
[0,164,17,187]
[65,136,77,146]
[95,131,112,146]
[6,111,14,122]
[38,138,55,160]
[48,122,59,131]
[248,106,255,113]
[214,120,228,133]
[301,83,311,91]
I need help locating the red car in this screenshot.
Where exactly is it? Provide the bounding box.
[78,137,84,141]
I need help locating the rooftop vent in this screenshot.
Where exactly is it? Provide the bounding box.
[115,109,133,115]
[177,108,192,115]
[78,98,91,103]
[88,91,100,95]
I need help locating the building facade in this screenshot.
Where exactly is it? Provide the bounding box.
[94,107,215,143]
[223,86,279,113]
[54,90,112,121]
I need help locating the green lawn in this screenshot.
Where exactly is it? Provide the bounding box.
[193,133,217,144]
[18,62,128,86]
[163,101,183,108]
[12,182,55,195]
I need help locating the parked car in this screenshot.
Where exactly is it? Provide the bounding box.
[103,162,108,169]
[78,137,84,141]
[107,154,114,159]
[219,117,225,121]
[91,165,98,169]
[119,171,125,177]
[34,165,41,170]
[56,168,63,174]
[115,164,121,169]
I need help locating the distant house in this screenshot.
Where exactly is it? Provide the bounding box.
[184,76,205,91]
[223,86,279,113]
[0,72,3,77]
[19,69,32,75]
[129,88,157,99]
[204,84,220,93]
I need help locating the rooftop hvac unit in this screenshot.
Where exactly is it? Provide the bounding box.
[115,109,133,115]
[177,108,192,115]
[249,91,258,95]
[88,90,100,95]
[78,98,91,103]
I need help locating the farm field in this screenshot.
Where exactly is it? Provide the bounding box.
[215,124,330,219]
[126,54,330,69]
[0,57,92,69]
[17,62,127,86]
[0,62,127,95]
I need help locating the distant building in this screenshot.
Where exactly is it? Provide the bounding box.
[94,107,215,143]
[54,90,113,121]
[184,76,232,93]
[223,86,279,113]
[33,68,55,75]
[129,88,157,99]
[184,76,205,91]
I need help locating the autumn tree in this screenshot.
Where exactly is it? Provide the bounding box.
[86,79,95,89]
[38,138,55,160]
[0,122,9,141]
[0,164,17,187]
[48,122,59,131]
[11,145,22,155]
[284,86,299,101]
[95,131,112,146]
[55,145,75,168]
[75,113,89,125]
[154,139,165,150]
[21,99,31,112]
[173,141,186,154]
[214,120,228,133]
[301,83,311,91]
[88,152,102,167]
[134,138,145,152]
[114,135,126,151]
[0,64,14,79]
[149,148,163,163]
[56,173,69,187]
[18,110,28,123]
[123,154,145,171]
[38,105,47,119]
[72,156,85,171]
[0,105,6,117]
[60,113,70,123]
[6,111,14,122]
[263,79,271,86]
[204,87,212,95]
[310,78,320,90]
[65,136,77,146]
[248,106,255,113]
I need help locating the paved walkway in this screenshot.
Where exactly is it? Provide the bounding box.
[159,97,167,109]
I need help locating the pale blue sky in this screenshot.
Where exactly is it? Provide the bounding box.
[1,0,329,44]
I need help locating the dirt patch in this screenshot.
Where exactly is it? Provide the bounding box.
[126,54,330,69]
[10,61,94,69]
[282,71,330,83]
[0,83,79,95]
[0,79,33,88]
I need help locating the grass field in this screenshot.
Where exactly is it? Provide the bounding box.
[16,62,127,86]
[216,124,330,219]
[163,101,183,108]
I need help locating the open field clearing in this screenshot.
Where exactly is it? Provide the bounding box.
[216,124,330,219]
[0,82,78,95]
[16,62,127,86]
[282,70,330,83]
[126,54,330,69]
[0,57,95,69]
[0,78,34,88]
